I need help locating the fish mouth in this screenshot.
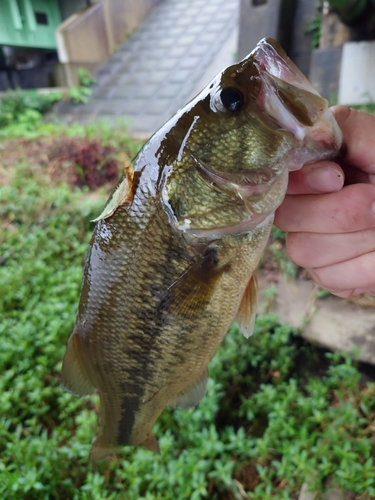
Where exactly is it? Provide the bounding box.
[251,38,343,165]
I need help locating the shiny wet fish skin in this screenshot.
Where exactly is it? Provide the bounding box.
[61,38,342,461]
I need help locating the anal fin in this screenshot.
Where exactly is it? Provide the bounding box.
[89,436,118,462]
[61,332,95,396]
[168,369,208,409]
[236,275,257,338]
[140,434,160,454]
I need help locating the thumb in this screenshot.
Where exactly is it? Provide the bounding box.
[332,105,375,175]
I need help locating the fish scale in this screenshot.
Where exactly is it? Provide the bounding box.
[61,38,342,461]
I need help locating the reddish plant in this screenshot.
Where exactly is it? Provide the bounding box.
[49,138,119,190]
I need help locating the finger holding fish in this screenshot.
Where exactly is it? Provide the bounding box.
[276,106,375,297]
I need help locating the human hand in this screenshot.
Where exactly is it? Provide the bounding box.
[275,106,375,298]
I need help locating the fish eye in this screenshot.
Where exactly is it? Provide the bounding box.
[220,87,244,112]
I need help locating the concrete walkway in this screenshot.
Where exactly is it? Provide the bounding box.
[55,0,239,137]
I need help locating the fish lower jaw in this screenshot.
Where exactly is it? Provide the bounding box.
[308,110,343,151]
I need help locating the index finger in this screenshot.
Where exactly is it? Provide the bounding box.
[332,106,375,174]
[275,183,375,233]
[286,161,344,195]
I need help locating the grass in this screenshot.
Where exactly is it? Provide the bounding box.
[0,122,374,499]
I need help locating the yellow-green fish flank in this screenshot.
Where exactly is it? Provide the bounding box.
[61,38,342,461]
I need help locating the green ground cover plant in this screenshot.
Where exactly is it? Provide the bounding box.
[0,70,97,140]
[0,89,62,139]
[1,143,374,499]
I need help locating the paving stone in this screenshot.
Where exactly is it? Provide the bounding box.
[220,0,238,10]
[136,84,160,99]
[169,68,194,83]
[129,116,161,136]
[187,7,203,17]
[177,34,198,47]
[53,99,74,114]
[109,84,141,99]
[215,10,237,22]
[96,61,124,79]
[166,26,187,38]
[159,10,181,21]
[92,85,116,99]
[91,73,113,88]
[96,99,124,116]
[148,70,173,84]
[205,20,227,33]
[56,0,240,136]
[188,44,212,57]
[170,1,188,10]
[157,37,177,49]
[146,98,173,115]
[178,56,202,70]
[168,46,190,59]
[185,24,206,35]
[157,83,183,98]
[120,99,147,115]
[259,274,375,366]
[197,32,223,45]
[175,16,196,27]
[205,4,223,14]
[157,58,183,71]
[118,73,145,86]
[83,100,106,112]
[60,103,89,116]
[136,59,159,72]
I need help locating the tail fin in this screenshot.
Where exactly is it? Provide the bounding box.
[89,433,160,462]
[89,436,119,462]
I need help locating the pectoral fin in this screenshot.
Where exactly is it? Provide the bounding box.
[61,333,95,396]
[158,248,228,320]
[168,369,208,409]
[236,275,257,338]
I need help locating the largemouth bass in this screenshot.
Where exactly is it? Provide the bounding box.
[61,38,342,461]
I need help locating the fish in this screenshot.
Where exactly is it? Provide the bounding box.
[61,38,343,461]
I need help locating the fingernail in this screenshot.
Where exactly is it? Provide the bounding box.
[307,166,344,193]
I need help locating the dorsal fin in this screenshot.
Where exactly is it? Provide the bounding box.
[92,154,139,221]
[236,275,257,338]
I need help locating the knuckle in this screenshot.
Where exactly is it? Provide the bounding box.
[335,185,375,232]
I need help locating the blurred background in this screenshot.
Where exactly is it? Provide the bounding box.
[1,0,375,135]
